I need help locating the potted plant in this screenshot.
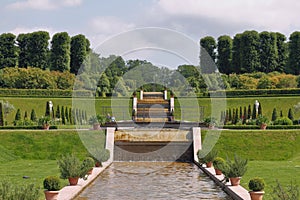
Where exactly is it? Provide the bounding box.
[89,149,110,167]
[248,177,265,200]
[89,116,100,130]
[43,176,61,200]
[213,157,226,175]
[204,117,218,129]
[39,116,51,130]
[256,115,269,130]
[57,154,89,186]
[197,149,218,168]
[82,157,95,175]
[223,154,248,186]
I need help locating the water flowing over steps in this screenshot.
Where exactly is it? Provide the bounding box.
[136,92,171,122]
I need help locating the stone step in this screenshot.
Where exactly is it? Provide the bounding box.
[138,99,169,104]
[135,118,169,122]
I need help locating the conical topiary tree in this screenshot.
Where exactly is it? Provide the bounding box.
[228,108,232,122]
[247,105,251,119]
[258,103,262,116]
[288,108,294,121]
[45,101,50,117]
[0,103,4,126]
[15,109,21,121]
[280,110,283,117]
[61,106,65,125]
[65,107,69,123]
[24,111,28,120]
[30,109,37,121]
[272,108,277,121]
[56,105,60,119]
[243,106,247,124]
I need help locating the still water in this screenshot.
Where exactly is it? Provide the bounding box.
[76,162,231,200]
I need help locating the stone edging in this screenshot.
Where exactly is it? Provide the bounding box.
[57,161,113,200]
[194,162,251,200]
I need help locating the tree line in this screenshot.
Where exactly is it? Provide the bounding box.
[0,31,90,74]
[200,30,300,75]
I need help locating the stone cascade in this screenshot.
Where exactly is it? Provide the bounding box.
[135,92,171,122]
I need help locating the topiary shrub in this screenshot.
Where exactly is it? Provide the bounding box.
[223,154,248,178]
[82,157,95,172]
[213,157,227,170]
[248,177,265,191]
[274,117,293,125]
[43,176,61,191]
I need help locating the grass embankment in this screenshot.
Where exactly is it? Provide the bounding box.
[0,130,106,199]
[1,96,300,124]
[202,130,300,200]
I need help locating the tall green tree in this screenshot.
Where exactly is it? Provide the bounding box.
[16,33,30,68]
[288,108,294,121]
[61,106,65,125]
[0,33,18,69]
[55,105,61,119]
[200,36,216,61]
[24,111,28,120]
[97,73,110,97]
[50,32,71,72]
[259,31,278,73]
[271,108,277,121]
[232,33,242,73]
[45,101,50,117]
[252,104,257,119]
[217,35,233,74]
[70,34,90,74]
[240,31,261,73]
[287,31,300,74]
[0,103,3,126]
[65,107,69,123]
[15,109,21,121]
[30,109,37,121]
[276,32,288,72]
[247,104,252,119]
[200,36,217,73]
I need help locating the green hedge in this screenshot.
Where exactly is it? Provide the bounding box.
[0,126,58,130]
[0,89,94,97]
[201,88,300,98]
[222,125,300,129]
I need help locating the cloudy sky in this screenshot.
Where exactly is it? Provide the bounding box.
[1,0,300,66]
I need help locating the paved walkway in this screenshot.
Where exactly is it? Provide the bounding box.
[57,161,112,200]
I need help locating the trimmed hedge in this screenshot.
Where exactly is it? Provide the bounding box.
[0,89,94,97]
[222,125,300,129]
[200,88,300,98]
[0,126,58,130]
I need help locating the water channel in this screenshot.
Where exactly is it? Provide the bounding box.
[76,162,231,200]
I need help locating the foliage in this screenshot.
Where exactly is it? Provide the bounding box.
[15,108,21,121]
[288,108,294,121]
[204,117,218,126]
[222,154,248,178]
[38,116,52,125]
[82,157,95,171]
[57,154,89,179]
[43,176,61,191]
[0,88,92,97]
[197,149,218,164]
[287,31,300,75]
[70,34,90,75]
[0,180,39,200]
[217,35,233,74]
[213,157,226,170]
[271,180,299,200]
[273,117,293,125]
[256,115,269,125]
[248,177,265,191]
[0,102,3,126]
[272,108,278,121]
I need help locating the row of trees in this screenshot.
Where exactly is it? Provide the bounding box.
[0,31,90,74]
[200,31,300,75]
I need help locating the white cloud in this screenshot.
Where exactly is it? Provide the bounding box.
[7,0,82,10]
[10,26,61,38]
[154,0,300,35]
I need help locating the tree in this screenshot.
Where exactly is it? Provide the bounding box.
[239,106,243,119]
[228,108,232,121]
[24,111,28,120]
[45,101,50,117]
[243,106,247,124]
[16,33,30,68]
[231,33,242,73]
[217,35,233,74]
[258,103,262,116]
[259,31,278,73]
[0,103,3,126]
[30,109,37,121]
[56,105,61,119]
[65,107,69,123]
[252,104,257,119]
[276,32,288,72]
[15,109,21,121]
[69,108,72,124]
[200,36,217,73]
[280,110,283,117]
[97,73,110,97]
[288,108,294,121]
[177,65,200,78]
[247,105,252,119]
[200,36,216,61]
[61,106,65,125]
[50,32,71,72]
[272,108,278,121]
[70,34,90,75]
[287,31,300,75]
[240,31,261,73]
[0,33,18,69]
[28,31,50,69]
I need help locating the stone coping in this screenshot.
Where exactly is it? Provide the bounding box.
[194,162,251,200]
[57,161,112,200]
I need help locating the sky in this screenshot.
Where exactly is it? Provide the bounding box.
[1,0,300,66]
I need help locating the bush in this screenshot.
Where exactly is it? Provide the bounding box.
[272,180,299,200]
[274,117,293,125]
[197,149,218,164]
[0,180,39,200]
[213,157,226,170]
[43,176,61,191]
[223,154,248,178]
[57,154,88,180]
[248,177,265,191]
[82,157,95,171]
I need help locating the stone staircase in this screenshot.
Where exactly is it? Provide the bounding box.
[136,92,170,122]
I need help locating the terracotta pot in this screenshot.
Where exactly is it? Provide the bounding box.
[230,177,241,186]
[44,190,59,200]
[43,124,50,130]
[93,123,101,130]
[215,168,222,175]
[95,162,102,167]
[87,168,93,175]
[68,177,79,186]
[260,124,267,130]
[206,162,213,168]
[249,191,264,200]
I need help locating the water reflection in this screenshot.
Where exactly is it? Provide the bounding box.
[76,162,231,200]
